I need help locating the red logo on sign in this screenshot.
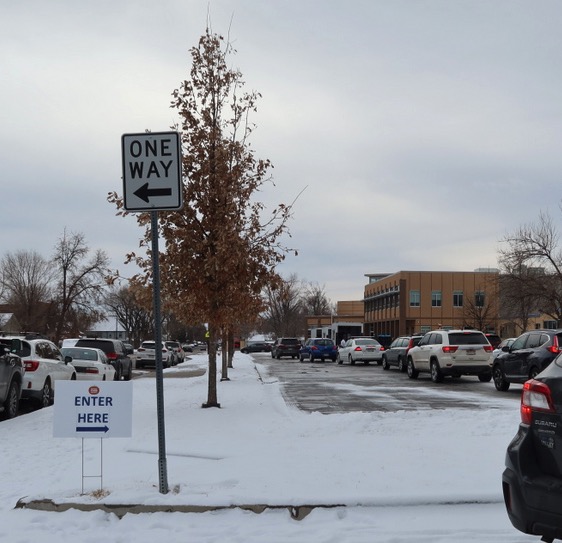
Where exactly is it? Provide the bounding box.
[89,386,100,395]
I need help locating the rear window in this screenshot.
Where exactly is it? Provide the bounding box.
[141,342,157,349]
[355,339,380,346]
[314,339,334,346]
[281,338,299,344]
[75,339,117,355]
[448,332,488,345]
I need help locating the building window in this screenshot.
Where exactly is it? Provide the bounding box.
[453,291,463,307]
[410,290,420,307]
[420,325,431,334]
[475,291,485,307]
[431,291,442,307]
[544,320,558,329]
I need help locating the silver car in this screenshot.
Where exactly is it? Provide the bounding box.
[337,337,384,365]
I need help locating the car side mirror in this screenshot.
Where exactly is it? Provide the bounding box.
[502,346,510,352]
[65,355,73,364]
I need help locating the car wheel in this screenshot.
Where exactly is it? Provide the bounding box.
[114,365,122,381]
[407,358,419,379]
[309,353,314,362]
[337,354,343,365]
[529,366,540,379]
[276,354,281,360]
[3,380,20,420]
[382,356,389,370]
[430,359,444,383]
[398,357,406,372]
[124,363,133,381]
[299,354,305,362]
[38,379,52,408]
[348,355,355,365]
[271,352,275,358]
[493,364,510,391]
[478,372,492,382]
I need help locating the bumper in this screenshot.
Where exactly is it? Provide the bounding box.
[440,363,492,377]
[502,425,562,541]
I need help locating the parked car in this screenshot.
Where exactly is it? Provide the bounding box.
[0,337,25,419]
[165,341,184,365]
[73,338,133,381]
[492,337,516,360]
[484,332,502,349]
[503,357,562,541]
[4,335,76,407]
[407,329,493,383]
[136,341,172,369]
[60,347,116,381]
[240,342,272,354]
[381,335,424,372]
[492,329,562,392]
[299,338,338,362]
[271,338,302,360]
[337,337,384,365]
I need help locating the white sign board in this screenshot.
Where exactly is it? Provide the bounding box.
[53,381,133,438]
[121,131,183,211]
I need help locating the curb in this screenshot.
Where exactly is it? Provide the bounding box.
[15,498,345,520]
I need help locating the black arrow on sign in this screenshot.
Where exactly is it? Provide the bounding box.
[134,182,172,203]
[76,426,109,433]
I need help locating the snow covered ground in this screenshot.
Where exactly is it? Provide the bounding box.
[0,352,538,542]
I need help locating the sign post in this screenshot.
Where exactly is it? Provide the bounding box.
[121,131,183,494]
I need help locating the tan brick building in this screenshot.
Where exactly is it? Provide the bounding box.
[363,270,500,338]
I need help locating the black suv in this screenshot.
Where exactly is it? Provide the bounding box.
[0,337,25,419]
[492,329,562,392]
[271,338,301,359]
[74,338,133,381]
[503,355,562,541]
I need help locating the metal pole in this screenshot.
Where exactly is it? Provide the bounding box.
[151,210,168,494]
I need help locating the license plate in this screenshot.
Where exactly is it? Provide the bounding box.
[366,348,374,352]
[466,349,475,355]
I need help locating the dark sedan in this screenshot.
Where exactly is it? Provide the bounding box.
[240,342,272,354]
[381,335,423,372]
[503,354,562,542]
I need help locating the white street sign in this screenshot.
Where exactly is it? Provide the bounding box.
[121,131,183,211]
[53,381,133,438]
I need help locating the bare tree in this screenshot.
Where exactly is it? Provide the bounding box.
[499,210,562,326]
[1,250,54,332]
[51,230,110,342]
[302,282,334,316]
[105,284,153,347]
[262,274,305,337]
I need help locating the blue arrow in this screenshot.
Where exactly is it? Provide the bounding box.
[76,426,109,433]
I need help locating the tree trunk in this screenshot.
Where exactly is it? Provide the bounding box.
[203,322,220,408]
[221,328,229,381]
[227,327,234,368]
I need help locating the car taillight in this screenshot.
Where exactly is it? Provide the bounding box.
[442,346,458,353]
[85,367,100,374]
[138,348,145,352]
[24,360,40,372]
[521,379,555,424]
[311,346,318,351]
[483,345,493,352]
[380,346,385,351]
[106,352,118,360]
[547,336,561,354]
[354,346,362,351]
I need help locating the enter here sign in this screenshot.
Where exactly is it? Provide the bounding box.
[53,381,133,438]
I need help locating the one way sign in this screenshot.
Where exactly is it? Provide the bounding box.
[121,131,183,212]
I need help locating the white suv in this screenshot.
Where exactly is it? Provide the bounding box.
[136,341,172,369]
[7,336,77,407]
[407,329,493,383]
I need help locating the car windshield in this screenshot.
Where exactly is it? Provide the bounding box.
[448,332,488,345]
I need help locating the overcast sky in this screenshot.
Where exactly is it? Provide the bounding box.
[2,1,562,303]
